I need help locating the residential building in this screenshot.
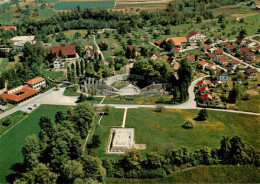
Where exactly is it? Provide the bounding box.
[11,36,35,50]
[0,26,17,31]
[50,44,77,59]
[236,37,244,45]
[155,41,162,47]
[238,47,249,55]
[197,80,207,89]
[214,49,223,56]
[170,48,179,55]
[215,55,227,65]
[201,93,213,104]
[216,71,229,82]
[187,31,206,42]
[25,77,46,90]
[198,61,208,70]
[205,53,216,60]
[245,68,258,78]
[148,53,161,60]
[237,78,243,85]
[199,86,210,95]
[186,55,195,62]
[53,58,65,69]
[163,37,188,48]
[245,52,256,61]
[201,45,211,52]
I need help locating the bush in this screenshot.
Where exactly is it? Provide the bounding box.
[182,119,196,129]
[154,105,165,113]
[2,118,12,126]
[197,109,208,121]
[103,105,111,115]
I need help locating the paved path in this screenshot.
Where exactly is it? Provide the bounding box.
[121,108,128,127]
[223,51,260,72]
[93,35,106,63]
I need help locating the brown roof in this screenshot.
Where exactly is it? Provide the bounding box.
[127,46,137,52]
[247,52,256,57]
[219,55,227,63]
[25,77,45,85]
[1,85,39,102]
[201,94,212,101]
[155,41,162,45]
[221,42,229,46]
[164,37,188,46]
[99,41,105,47]
[231,60,240,64]
[188,31,201,38]
[0,26,17,31]
[216,71,228,76]
[228,45,235,50]
[204,45,211,50]
[187,55,195,62]
[198,61,208,66]
[171,48,179,53]
[206,53,216,58]
[248,68,257,73]
[240,47,249,55]
[236,37,244,43]
[197,80,207,87]
[51,45,76,57]
[148,53,161,58]
[199,86,210,93]
[214,49,223,55]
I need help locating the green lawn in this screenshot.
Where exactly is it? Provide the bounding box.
[125,108,260,153]
[63,86,81,96]
[0,105,70,183]
[107,165,260,183]
[0,111,27,137]
[111,81,130,90]
[43,70,65,82]
[53,0,115,10]
[184,49,204,56]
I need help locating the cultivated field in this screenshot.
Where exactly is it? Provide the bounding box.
[115,0,170,9]
[53,0,115,10]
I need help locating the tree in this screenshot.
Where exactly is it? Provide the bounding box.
[143,152,165,169]
[103,105,111,115]
[196,16,203,23]
[140,47,148,57]
[77,94,87,103]
[39,116,53,138]
[239,29,247,38]
[166,40,175,51]
[229,86,239,103]
[76,61,80,77]
[74,32,82,39]
[31,163,58,183]
[80,60,84,75]
[62,160,85,183]
[197,109,208,121]
[55,111,65,124]
[182,119,196,129]
[205,38,213,45]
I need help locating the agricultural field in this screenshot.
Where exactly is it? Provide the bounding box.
[43,70,66,82]
[91,108,260,160]
[115,0,170,10]
[107,165,260,183]
[0,105,70,183]
[53,0,115,10]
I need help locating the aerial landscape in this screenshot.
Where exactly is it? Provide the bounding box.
[0,0,259,183]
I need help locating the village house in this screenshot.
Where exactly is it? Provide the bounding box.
[186,55,195,62]
[216,71,229,82]
[198,61,208,70]
[205,53,216,60]
[206,64,216,70]
[187,31,206,42]
[163,37,188,48]
[199,86,210,95]
[201,93,213,104]
[0,26,17,31]
[214,49,223,56]
[155,41,162,47]
[127,45,138,57]
[50,44,77,59]
[98,41,105,48]
[219,42,229,47]
[224,45,236,53]
[245,52,256,61]
[237,78,243,85]
[148,53,161,60]
[238,47,249,55]
[170,48,179,56]
[244,40,256,48]
[245,68,258,78]
[215,55,227,65]
[236,37,244,45]
[53,58,65,69]
[25,77,46,90]
[197,80,207,89]
[85,45,94,51]
[11,36,36,50]
[201,45,211,52]
[228,60,240,68]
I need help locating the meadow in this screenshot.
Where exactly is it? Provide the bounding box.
[107,165,260,183]
[0,105,70,183]
[53,0,115,10]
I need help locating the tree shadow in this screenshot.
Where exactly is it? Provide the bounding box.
[6,162,25,183]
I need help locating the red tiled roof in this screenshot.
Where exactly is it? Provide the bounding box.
[85,45,93,51]
[236,37,244,43]
[198,61,208,66]
[171,48,179,53]
[240,47,249,55]
[155,41,162,45]
[51,45,76,57]
[208,64,214,68]
[221,42,229,46]
[206,53,216,58]
[214,49,223,55]
[237,78,242,81]
[187,55,195,62]
[127,46,137,52]
[201,94,212,101]
[232,60,240,64]
[1,85,39,102]
[199,86,210,93]
[219,55,227,63]
[0,26,17,31]
[164,37,188,46]
[197,80,207,87]
[248,68,257,73]
[204,45,211,50]
[99,41,105,47]
[228,45,235,50]
[148,53,161,58]
[216,71,228,76]
[188,31,199,38]
[25,77,45,85]
[247,52,256,57]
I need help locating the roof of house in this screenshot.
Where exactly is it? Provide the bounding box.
[221,42,229,46]
[201,93,213,101]
[236,37,244,43]
[155,41,162,45]
[164,37,188,46]
[0,26,17,30]
[219,55,227,63]
[90,51,99,56]
[240,47,249,54]
[197,80,207,87]
[50,45,76,56]
[187,55,195,62]
[248,68,257,73]
[231,60,240,64]
[1,85,40,102]
[199,86,210,93]
[228,45,236,50]
[206,53,216,58]
[188,31,204,38]
[198,61,208,66]
[214,49,223,55]
[171,48,179,53]
[99,41,105,46]
[25,77,45,85]
[85,45,93,51]
[203,45,211,50]
[148,53,161,58]
[216,71,228,76]
[247,52,256,57]
[207,64,214,68]
[237,78,242,81]
[127,46,137,51]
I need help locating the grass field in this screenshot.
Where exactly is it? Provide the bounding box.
[0,105,70,183]
[0,58,8,76]
[125,109,260,153]
[107,165,260,183]
[43,70,65,82]
[53,0,115,10]
[184,49,204,56]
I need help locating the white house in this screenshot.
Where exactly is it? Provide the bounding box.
[11,36,36,50]
[25,77,46,90]
[188,31,206,42]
